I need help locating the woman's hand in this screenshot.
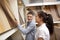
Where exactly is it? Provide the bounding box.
[38,38,44,40]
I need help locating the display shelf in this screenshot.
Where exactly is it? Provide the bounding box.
[25,1,60,7]
[0,28,18,40]
[54,21,60,23]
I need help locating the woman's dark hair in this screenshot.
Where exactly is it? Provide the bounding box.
[37,11,54,35]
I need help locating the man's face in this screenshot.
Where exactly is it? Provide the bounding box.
[27,14,33,22]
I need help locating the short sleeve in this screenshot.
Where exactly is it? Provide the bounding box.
[38,29,45,40]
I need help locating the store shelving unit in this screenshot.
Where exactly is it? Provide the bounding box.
[25,1,60,7]
[54,21,60,23]
[0,28,18,40]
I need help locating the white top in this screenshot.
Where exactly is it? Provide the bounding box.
[35,23,50,40]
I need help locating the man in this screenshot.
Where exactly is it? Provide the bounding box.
[17,11,36,40]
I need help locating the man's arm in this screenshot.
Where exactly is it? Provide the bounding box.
[17,23,35,35]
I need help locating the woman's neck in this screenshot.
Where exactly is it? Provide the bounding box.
[38,21,44,26]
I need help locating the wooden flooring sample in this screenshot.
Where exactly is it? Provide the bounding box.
[0,5,11,34]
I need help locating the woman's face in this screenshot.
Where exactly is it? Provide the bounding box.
[35,13,42,23]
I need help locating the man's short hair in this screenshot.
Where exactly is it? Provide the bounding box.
[27,11,35,16]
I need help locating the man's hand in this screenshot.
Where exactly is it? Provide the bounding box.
[14,20,18,26]
[21,24,25,27]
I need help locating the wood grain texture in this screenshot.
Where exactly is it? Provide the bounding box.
[0,5,11,34]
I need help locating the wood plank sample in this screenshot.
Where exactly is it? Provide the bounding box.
[0,0,16,23]
[42,5,60,21]
[0,0,18,28]
[18,6,25,24]
[0,5,11,34]
[56,5,60,18]
[0,0,18,34]
[7,0,20,24]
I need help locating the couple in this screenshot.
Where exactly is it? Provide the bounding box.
[16,11,54,40]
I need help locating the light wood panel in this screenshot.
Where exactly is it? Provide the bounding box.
[42,5,60,21]
[0,5,11,34]
[0,0,18,34]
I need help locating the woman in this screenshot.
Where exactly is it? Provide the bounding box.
[35,11,54,40]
